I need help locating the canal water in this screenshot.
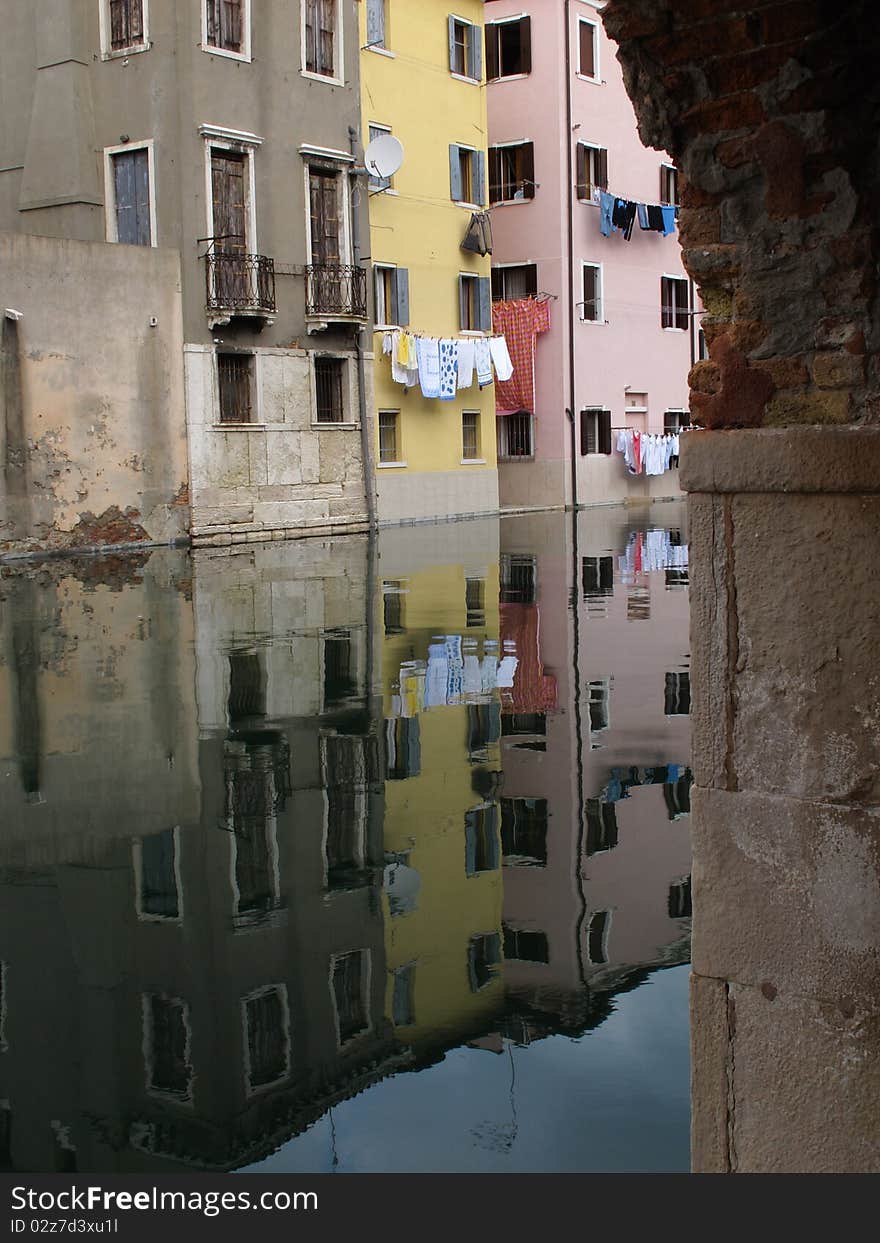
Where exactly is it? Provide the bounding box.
[0,502,692,1174]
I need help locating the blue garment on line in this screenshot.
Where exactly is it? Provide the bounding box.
[599,189,615,237]
[660,205,677,236]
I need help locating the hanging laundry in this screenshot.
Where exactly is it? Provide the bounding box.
[391,331,419,387]
[660,205,677,236]
[637,203,650,230]
[599,189,616,237]
[474,337,494,387]
[632,429,642,474]
[491,297,550,414]
[612,198,637,240]
[457,337,475,389]
[398,331,416,369]
[438,339,458,400]
[646,204,665,232]
[461,211,493,256]
[488,335,514,382]
[416,337,441,399]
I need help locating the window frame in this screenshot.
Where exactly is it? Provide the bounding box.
[580,407,612,455]
[491,262,538,301]
[580,261,604,323]
[201,127,262,263]
[449,143,486,208]
[329,949,373,1048]
[488,140,535,206]
[497,411,534,459]
[303,160,353,268]
[458,272,492,333]
[661,275,690,331]
[241,983,291,1096]
[576,14,600,81]
[142,993,194,1103]
[103,140,157,247]
[215,350,258,426]
[312,354,352,426]
[302,0,343,83]
[202,0,252,62]
[99,0,150,58]
[660,162,679,207]
[485,14,532,81]
[448,14,482,82]
[378,409,403,465]
[133,827,183,923]
[576,141,609,204]
[367,123,396,193]
[365,0,388,50]
[461,410,482,463]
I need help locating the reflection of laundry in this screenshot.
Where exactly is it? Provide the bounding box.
[425,643,448,707]
[499,603,558,713]
[480,655,498,693]
[619,528,689,579]
[496,656,519,688]
[463,655,482,695]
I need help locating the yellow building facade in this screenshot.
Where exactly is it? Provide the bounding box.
[359,0,499,524]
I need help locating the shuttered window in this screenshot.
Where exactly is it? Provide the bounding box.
[485,16,531,80]
[661,276,690,330]
[582,263,602,321]
[576,143,608,202]
[305,0,337,77]
[109,0,145,50]
[366,0,386,48]
[458,274,491,332]
[449,144,486,205]
[448,16,482,80]
[245,989,289,1089]
[580,408,611,455]
[111,148,152,246]
[488,142,535,204]
[206,0,243,53]
[578,17,598,78]
[309,168,341,264]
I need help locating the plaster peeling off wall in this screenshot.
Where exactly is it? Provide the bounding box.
[0,231,190,557]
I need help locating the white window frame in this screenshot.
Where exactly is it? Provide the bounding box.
[488,139,534,205]
[492,261,538,301]
[577,141,607,205]
[213,350,264,427]
[452,143,481,209]
[497,412,534,460]
[485,14,530,82]
[449,14,479,83]
[310,353,358,428]
[141,993,194,1104]
[374,262,398,328]
[201,0,252,62]
[200,125,262,254]
[367,122,397,194]
[241,984,291,1096]
[301,0,344,85]
[365,0,388,51]
[303,162,354,268]
[377,408,405,467]
[461,410,484,464]
[660,162,679,207]
[133,827,184,924]
[576,15,600,82]
[99,0,151,59]
[103,139,157,246]
[329,949,373,1048]
[580,261,604,323]
[662,273,690,332]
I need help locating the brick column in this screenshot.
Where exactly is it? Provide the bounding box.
[682,426,880,1172]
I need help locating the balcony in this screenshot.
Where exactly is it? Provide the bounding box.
[305,263,368,323]
[204,246,276,324]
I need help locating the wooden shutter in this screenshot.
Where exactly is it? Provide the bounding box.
[521,142,535,199]
[579,20,595,77]
[206,0,219,46]
[583,265,597,320]
[220,0,242,52]
[485,24,499,80]
[474,150,486,206]
[576,143,588,200]
[448,15,457,72]
[367,0,385,46]
[468,24,482,81]
[393,268,410,326]
[304,0,316,70]
[110,0,144,49]
[599,409,612,455]
[309,169,340,264]
[449,144,463,201]
[596,147,609,190]
[319,0,335,74]
[519,16,532,74]
[113,149,151,246]
[488,148,501,204]
[212,151,246,251]
[477,277,492,332]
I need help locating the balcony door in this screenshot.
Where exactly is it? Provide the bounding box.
[211,149,247,305]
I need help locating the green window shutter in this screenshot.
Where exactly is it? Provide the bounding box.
[449,144,463,201]
[393,267,410,326]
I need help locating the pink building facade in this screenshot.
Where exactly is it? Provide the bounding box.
[486,0,700,509]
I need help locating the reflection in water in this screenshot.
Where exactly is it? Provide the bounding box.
[0,505,691,1173]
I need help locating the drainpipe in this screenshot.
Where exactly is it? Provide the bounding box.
[348,124,378,534]
[564,0,578,513]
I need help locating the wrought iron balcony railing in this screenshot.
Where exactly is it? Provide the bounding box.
[305,263,367,319]
[205,249,276,315]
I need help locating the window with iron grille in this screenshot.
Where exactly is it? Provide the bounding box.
[314,356,345,423]
[491,263,537,301]
[488,142,535,204]
[660,163,679,207]
[500,553,536,604]
[206,0,243,53]
[577,16,599,78]
[497,411,533,458]
[217,353,253,424]
[378,410,399,463]
[662,276,690,330]
[304,0,337,77]
[244,987,289,1090]
[485,16,531,80]
[665,671,691,715]
[580,408,611,455]
[503,925,549,963]
[465,577,485,628]
[462,411,480,460]
[108,0,145,51]
[576,143,608,203]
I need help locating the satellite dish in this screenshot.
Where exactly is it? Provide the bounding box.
[364,133,404,181]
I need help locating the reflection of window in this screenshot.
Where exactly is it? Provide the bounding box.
[500,797,547,866]
[497,411,533,458]
[501,712,546,736]
[499,553,536,604]
[485,16,531,80]
[243,985,290,1093]
[466,577,485,628]
[503,925,549,963]
[665,672,691,715]
[383,580,405,633]
[627,586,651,621]
[467,933,501,991]
[144,995,192,1099]
[668,876,692,919]
[664,769,693,820]
[227,649,265,723]
[233,820,277,917]
[137,829,180,920]
[583,556,613,599]
[323,630,357,707]
[385,716,421,780]
[588,679,610,734]
[587,910,611,964]
[0,961,6,1053]
[224,732,290,922]
[465,804,500,875]
[323,734,372,887]
[331,950,371,1044]
[586,799,618,855]
[466,702,501,760]
[665,569,689,590]
[391,963,416,1027]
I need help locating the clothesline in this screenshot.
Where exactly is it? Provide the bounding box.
[382,328,514,399]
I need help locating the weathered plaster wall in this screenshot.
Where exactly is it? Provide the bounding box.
[0,231,189,555]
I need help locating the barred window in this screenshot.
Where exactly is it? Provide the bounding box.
[379,411,399,462]
[314,356,345,424]
[217,353,253,424]
[497,411,533,458]
[462,412,480,460]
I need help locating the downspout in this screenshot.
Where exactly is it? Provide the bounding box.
[348,124,378,534]
[564,0,578,514]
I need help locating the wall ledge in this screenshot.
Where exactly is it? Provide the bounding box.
[681,425,880,495]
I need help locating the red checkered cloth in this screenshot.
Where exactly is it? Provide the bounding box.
[492,298,550,415]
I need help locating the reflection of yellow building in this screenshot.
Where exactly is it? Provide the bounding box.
[377,552,504,1053]
[359,0,499,524]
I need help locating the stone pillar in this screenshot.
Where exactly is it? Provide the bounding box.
[682,426,880,1173]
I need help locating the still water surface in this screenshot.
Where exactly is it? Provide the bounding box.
[0,504,692,1173]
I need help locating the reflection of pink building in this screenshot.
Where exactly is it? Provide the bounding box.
[486,1,699,510]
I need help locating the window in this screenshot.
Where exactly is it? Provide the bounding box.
[664,409,689,434]
[501,712,546,736]
[205,0,247,55]
[467,932,501,991]
[309,167,343,265]
[385,716,421,780]
[383,580,405,634]
[243,986,290,1093]
[331,950,371,1044]
[662,276,690,330]
[322,629,357,706]
[136,829,180,920]
[627,585,651,621]
[580,408,612,455]
[378,410,400,463]
[227,648,265,721]
[106,0,146,53]
[458,273,492,331]
[466,703,501,760]
[373,265,409,327]
[462,411,481,460]
[497,412,533,458]
[698,328,709,360]
[465,577,485,628]
[465,804,500,875]
[143,995,192,1099]
[586,799,618,855]
[107,146,153,246]
[577,16,599,79]
[576,143,608,203]
[217,353,254,424]
[304,0,339,77]
[492,263,537,301]
[368,124,395,192]
[488,142,535,204]
[322,734,371,887]
[450,145,485,206]
[503,925,549,963]
[448,15,482,80]
[500,797,548,867]
[587,910,611,964]
[314,356,346,423]
[588,679,610,735]
[665,671,691,715]
[581,263,603,322]
[660,163,679,207]
[485,16,531,80]
[668,876,693,919]
[365,0,386,49]
[500,553,536,604]
[583,556,613,599]
[391,963,416,1026]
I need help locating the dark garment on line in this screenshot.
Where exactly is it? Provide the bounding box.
[612,198,637,240]
[647,204,665,232]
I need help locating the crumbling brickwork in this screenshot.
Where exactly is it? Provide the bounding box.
[604,0,880,428]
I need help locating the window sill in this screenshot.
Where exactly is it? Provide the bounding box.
[301,69,344,86]
[580,317,607,325]
[369,186,399,196]
[460,458,487,465]
[577,198,601,208]
[375,324,403,332]
[450,72,481,86]
[489,197,533,208]
[212,422,267,431]
[365,45,396,58]
[312,421,360,430]
[201,44,252,63]
[377,461,408,469]
[453,200,485,211]
[101,42,151,60]
[663,327,687,333]
[575,72,603,85]
[487,73,531,84]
